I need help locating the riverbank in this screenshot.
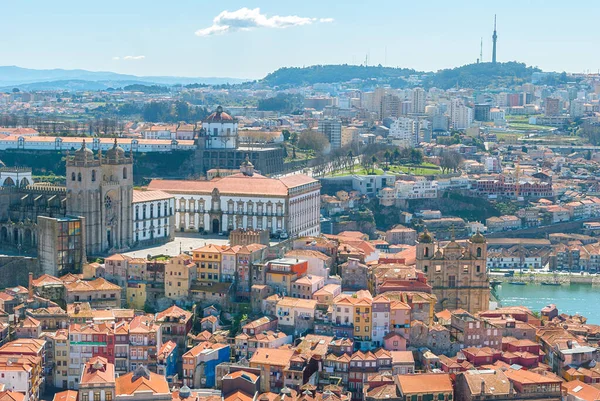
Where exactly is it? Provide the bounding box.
[491,272,600,286]
[495,282,600,324]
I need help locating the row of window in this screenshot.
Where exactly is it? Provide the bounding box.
[70,168,127,182]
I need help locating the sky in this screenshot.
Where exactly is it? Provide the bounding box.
[1,0,599,79]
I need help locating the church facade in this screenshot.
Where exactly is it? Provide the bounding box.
[194,106,284,175]
[416,229,490,313]
[65,139,134,255]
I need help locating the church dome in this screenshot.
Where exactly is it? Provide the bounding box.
[204,106,234,123]
[105,138,126,163]
[470,229,486,243]
[74,140,94,162]
[418,228,433,243]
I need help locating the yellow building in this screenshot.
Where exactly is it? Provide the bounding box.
[192,244,226,282]
[332,290,372,347]
[165,254,195,300]
[53,329,69,388]
[126,282,147,310]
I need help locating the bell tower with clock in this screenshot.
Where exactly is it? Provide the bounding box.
[67,139,133,255]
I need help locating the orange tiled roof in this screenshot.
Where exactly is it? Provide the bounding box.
[116,367,169,396]
[80,356,115,385]
[0,390,26,401]
[397,373,453,394]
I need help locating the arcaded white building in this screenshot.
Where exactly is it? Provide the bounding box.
[132,190,176,245]
[147,160,321,238]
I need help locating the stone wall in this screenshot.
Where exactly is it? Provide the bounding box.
[0,256,41,288]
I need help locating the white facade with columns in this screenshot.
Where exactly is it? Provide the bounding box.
[147,165,320,238]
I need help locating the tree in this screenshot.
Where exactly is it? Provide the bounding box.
[297,130,329,154]
[383,150,391,168]
[370,155,378,174]
[347,150,355,173]
[282,129,291,141]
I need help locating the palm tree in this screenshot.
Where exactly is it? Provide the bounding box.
[371,155,378,174]
[384,150,391,169]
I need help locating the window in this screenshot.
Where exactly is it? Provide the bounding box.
[448,275,456,288]
[106,392,113,401]
[91,170,96,182]
[71,172,76,181]
[94,392,101,401]
[123,167,128,179]
[77,172,82,182]
[81,394,89,401]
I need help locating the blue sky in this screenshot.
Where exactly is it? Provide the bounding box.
[1,0,599,79]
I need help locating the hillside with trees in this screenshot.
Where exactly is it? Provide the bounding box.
[261,64,417,87]
[259,62,541,89]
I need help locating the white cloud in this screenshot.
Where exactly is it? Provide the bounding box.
[112,56,120,60]
[195,7,333,37]
[123,55,145,60]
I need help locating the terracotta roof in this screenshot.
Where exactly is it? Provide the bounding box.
[249,348,295,367]
[80,356,115,385]
[129,315,160,334]
[224,391,254,401]
[132,190,174,203]
[17,316,40,328]
[0,339,45,355]
[224,370,259,382]
[52,391,78,401]
[462,370,511,396]
[183,341,228,358]
[116,366,170,396]
[563,380,600,401]
[156,305,193,322]
[397,373,453,394]
[504,368,562,385]
[0,391,26,401]
[32,274,64,287]
[158,341,177,359]
[65,277,121,292]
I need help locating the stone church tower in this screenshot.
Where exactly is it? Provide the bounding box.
[66,139,133,255]
[416,228,490,313]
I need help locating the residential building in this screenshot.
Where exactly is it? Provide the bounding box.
[79,356,116,401]
[164,254,195,300]
[318,118,342,150]
[182,342,230,388]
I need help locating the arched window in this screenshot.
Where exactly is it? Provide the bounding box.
[77,172,82,182]
[91,170,96,182]
[164,202,168,215]
[424,247,429,258]
[135,205,139,220]
[150,204,154,218]
[477,247,482,258]
[71,172,76,181]
[123,167,127,179]
[143,205,147,219]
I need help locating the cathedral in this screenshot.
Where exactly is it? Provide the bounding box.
[416,229,490,313]
[66,139,134,255]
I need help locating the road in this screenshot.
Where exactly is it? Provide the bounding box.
[123,232,282,258]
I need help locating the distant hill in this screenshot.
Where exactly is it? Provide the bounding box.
[260,62,542,89]
[0,66,248,89]
[261,65,418,87]
[422,62,542,89]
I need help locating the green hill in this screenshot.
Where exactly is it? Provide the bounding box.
[260,62,541,89]
[261,64,417,87]
[423,62,541,89]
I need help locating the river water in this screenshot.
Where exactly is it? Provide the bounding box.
[495,283,600,324]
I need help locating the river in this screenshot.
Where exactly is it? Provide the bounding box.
[495,282,600,324]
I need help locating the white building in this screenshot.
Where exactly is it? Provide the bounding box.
[450,99,473,130]
[132,190,176,245]
[147,161,321,238]
[389,118,418,148]
[202,106,238,149]
[411,88,426,114]
[483,156,502,173]
[141,125,175,140]
[394,179,438,200]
